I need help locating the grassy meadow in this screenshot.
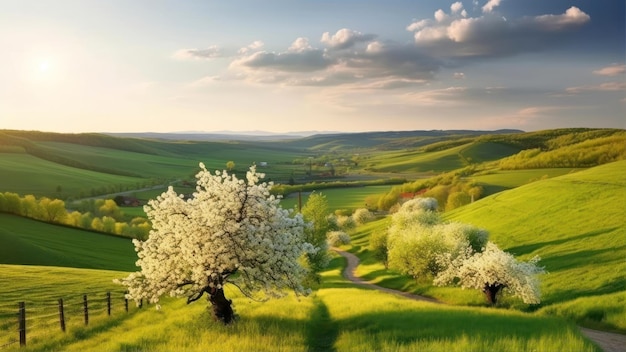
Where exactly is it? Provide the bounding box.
[0,213,135,272]
[345,161,626,332]
[0,258,599,352]
[1,128,624,350]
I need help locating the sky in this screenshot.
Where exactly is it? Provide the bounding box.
[1,0,624,134]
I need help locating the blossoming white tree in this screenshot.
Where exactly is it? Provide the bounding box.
[117,164,315,324]
[434,242,545,305]
[387,198,488,281]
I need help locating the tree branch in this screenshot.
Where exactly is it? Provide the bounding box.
[187,286,210,304]
[226,280,267,302]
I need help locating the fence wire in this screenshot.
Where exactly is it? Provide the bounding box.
[0,291,137,348]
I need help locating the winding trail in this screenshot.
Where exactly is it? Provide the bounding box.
[332,248,626,352]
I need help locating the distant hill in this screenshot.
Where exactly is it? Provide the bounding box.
[1,128,623,199]
[105,129,524,143]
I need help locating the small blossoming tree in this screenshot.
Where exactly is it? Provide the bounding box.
[117,164,315,324]
[387,198,488,281]
[434,242,545,305]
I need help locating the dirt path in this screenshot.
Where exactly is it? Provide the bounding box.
[332,248,626,352]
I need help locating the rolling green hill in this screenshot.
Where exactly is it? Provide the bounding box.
[444,160,626,330]
[1,128,624,201]
[0,213,136,272]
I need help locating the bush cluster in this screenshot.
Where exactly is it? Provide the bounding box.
[372,197,544,305]
[0,192,151,239]
[366,171,483,212]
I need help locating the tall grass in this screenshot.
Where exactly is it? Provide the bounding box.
[3,258,599,352]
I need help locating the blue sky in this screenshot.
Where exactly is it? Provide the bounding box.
[1,0,624,133]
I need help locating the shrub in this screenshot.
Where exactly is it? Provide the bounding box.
[352,208,374,225]
[327,231,351,247]
[369,230,389,268]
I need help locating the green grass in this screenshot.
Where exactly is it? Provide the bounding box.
[365,144,469,173]
[0,213,136,272]
[446,161,626,330]
[0,129,623,349]
[471,168,581,195]
[280,185,393,212]
[0,258,599,352]
[0,153,144,198]
[0,265,137,350]
[37,141,199,179]
[343,162,626,331]
[459,141,522,164]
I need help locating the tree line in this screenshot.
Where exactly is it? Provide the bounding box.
[0,192,151,239]
[498,133,625,169]
[366,168,483,212]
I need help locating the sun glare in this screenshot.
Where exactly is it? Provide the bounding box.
[27,54,63,85]
[38,60,50,72]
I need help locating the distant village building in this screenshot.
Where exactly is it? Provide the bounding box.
[399,189,428,201]
[114,195,141,207]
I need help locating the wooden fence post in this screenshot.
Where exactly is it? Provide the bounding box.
[83,294,89,325]
[107,292,111,316]
[18,302,26,346]
[58,298,66,332]
[125,294,129,313]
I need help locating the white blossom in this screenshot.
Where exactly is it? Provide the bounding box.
[435,242,545,304]
[116,164,315,306]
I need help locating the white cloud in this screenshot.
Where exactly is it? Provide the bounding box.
[181,2,594,98]
[434,9,448,22]
[482,0,501,14]
[238,41,264,54]
[593,64,626,76]
[517,106,565,117]
[566,82,626,94]
[173,46,221,60]
[532,6,590,31]
[289,37,313,52]
[450,2,464,14]
[320,28,376,50]
[231,47,331,73]
[403,86,467,106]
[406,19,429,32]
[408,6,590,58]
[229,35,439,89]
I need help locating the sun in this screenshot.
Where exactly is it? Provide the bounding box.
[38,60,50,72]
[27,55,62,85]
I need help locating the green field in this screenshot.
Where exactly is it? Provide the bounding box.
[471,168,581,195]
[0,213,135,272]
[0,128,624,350]
[280,185,393,212]
[345,161,626,332]
[0,153,144,199]
[0,258,598,352]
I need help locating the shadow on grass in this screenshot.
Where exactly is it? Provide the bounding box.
[541,277,626,306]
[334,305,582,349]
[507,227,618,256]
[539,245,626,272]
[305,298,339,352]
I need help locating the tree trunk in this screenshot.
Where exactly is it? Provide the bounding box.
[209,287,234,324]
[483,283,504,305]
